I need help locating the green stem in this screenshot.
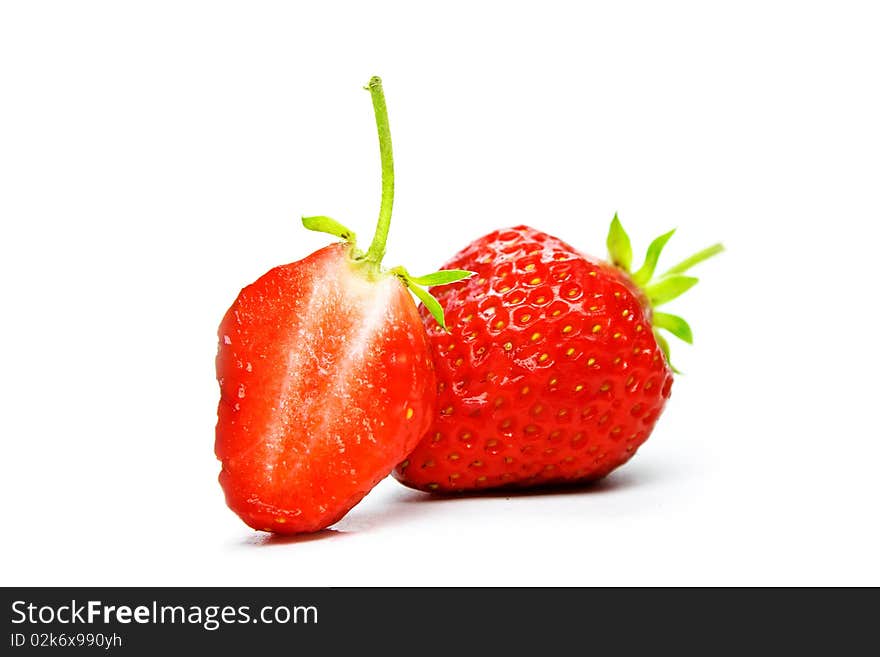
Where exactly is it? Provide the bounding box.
[663,243,725,276]
[363,76,395,267]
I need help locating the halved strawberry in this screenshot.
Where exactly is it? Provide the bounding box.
[215,77,470,534]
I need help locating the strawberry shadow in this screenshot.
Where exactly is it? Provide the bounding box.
[239,463,673,543]
[242,528,345,547]
[394,465,651,503]
[333,464,670,533]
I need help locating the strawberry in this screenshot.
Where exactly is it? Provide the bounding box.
[394,218,722,492]
[215,77,470,533]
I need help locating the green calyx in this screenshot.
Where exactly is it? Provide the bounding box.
[606,213,723,372]
[301,76,473,331]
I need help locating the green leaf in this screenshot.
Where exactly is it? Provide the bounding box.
[645,275,698,306]
[301,216,357,242]
[663,243,725,276]
[606,213,633,272]
[653,312,693,344]
[653,331,681,374]
[390,265,452,331]
[407,282,449,331]
[632,229,676,286]
[407,269,474,287]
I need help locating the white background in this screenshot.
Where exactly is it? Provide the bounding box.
[1,1,878,586]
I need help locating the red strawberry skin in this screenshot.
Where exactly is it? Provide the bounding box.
[216,243,435,533]
[394,226,672,492]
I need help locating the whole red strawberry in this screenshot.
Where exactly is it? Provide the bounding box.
[394,219,722,492]
[215,77,470,533]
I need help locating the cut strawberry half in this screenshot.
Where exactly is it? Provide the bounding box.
[215,78,471,534]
